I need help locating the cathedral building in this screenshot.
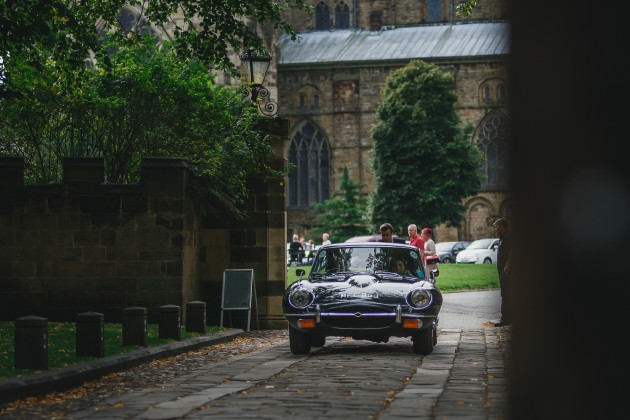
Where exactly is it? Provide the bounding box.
[275,0,511,242]
[119,0,511,243]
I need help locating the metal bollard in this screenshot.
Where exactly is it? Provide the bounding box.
[14,315,48,370]
[122,306,147,347]
[186,301,206,333]
[76,311,105,358]
[158,304,181,340]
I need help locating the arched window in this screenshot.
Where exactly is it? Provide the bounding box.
[288,122,330,207]
[299,93,306,107]
[427,0,442,22]
[313,94,320,107]
[335,2,350,29]
[316,2,330,30]
[476,112,508,189]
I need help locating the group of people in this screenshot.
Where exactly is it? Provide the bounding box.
[288,232,331,265]
[378,222,438,273]
[379,220,511,327]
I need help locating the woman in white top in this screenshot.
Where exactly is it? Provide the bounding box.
[321,233,332,245]
[421,227,438,273]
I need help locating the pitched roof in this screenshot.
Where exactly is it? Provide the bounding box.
[278,22,510,67]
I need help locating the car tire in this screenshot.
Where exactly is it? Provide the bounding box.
[442,257,451,264]
[289,325,311,355]
[483,258,492,264]
[412,324,435,355]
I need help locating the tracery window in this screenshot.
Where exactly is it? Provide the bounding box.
[288,122,330,206]
[476,112,508,188]
[427,0,442,22]
[335,2,350,29]
[316,2,330,30]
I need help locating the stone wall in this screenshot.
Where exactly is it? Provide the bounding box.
[0,118,290,328]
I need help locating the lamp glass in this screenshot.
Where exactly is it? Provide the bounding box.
[239,50,271,85]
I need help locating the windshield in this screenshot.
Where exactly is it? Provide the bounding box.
[467,239,495,250]
[310,246,426,279]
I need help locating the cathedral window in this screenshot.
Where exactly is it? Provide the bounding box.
[427,0,442,22]
[316,2,331,30]
[288,122,330,206]
[335,2,350,29]
[299,93,306,107]
[476,112,508,189]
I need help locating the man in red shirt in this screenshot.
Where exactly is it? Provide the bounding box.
[407,224,425,263]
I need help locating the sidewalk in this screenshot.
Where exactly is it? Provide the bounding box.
[0,326,510,419]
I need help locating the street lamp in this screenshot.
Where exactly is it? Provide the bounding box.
[239,48,278,117]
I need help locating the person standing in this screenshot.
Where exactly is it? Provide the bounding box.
[421,227,438,273]
[407,224,425,262]
[493,218,512,327]
[289,234,305,265]
[380,223,406,243]
[321,233,332,246]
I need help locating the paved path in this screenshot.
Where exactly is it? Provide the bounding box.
[0,291,510,419]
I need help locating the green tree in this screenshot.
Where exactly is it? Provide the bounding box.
[0,0,311,96]
[0,35,276,218]
[370,60,483,233]
[309,167,371,243]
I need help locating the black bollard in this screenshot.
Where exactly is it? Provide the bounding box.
[158,304,181,340]
[76,311,105,358]
[122,306,147,347]
[186,301,206,333]
[14,315,48,370]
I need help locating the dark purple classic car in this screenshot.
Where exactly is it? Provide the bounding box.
[283,242,442,355]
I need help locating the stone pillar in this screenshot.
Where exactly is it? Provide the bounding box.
[158,304,181,340]
[0,156,25,196]
[76,311,105,358]
[122,306,147,346]
[186,301,206,333]
[14,315,48,370]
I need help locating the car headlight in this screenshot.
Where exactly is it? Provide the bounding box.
[407,289,432,309]
[288,288,314,309]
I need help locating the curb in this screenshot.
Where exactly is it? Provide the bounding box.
[0,329,244,403]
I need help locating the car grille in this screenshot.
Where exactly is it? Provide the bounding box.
[320,306,397,329]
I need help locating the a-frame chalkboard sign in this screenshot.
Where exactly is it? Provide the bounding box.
[220,269,258,331]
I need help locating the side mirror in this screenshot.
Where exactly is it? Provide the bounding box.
[296,269,306,277]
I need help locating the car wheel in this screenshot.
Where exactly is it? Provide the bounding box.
[442,257,451,264]
[311,335,326,347]
[289,325,311,355]
[483,258,492,264]
[412,325,435,355]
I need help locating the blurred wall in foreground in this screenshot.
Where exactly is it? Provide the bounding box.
[509,1,627,418]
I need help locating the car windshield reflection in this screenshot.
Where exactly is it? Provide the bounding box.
[310,246,425,280]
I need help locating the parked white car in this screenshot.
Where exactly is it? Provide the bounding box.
[455,238,499,264]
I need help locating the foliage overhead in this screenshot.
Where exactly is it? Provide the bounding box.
[0,35,278,218]
[369,60,483,234]
[309,167,371,243]
[455,0,479,17]
[0,0,311,96]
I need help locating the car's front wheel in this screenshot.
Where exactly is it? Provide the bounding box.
[442,257,451,264]
[289,325,312,355]
[483,257,492,264]
[412,324,435,355]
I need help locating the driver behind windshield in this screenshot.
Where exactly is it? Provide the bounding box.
[391,257,408,274]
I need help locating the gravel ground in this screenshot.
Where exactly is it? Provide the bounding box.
[0,329,290,419]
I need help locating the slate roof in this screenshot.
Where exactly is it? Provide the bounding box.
[278,22,510,67]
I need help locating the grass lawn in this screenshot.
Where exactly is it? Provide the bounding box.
[286,263,499,292]
[0,323,222,380]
